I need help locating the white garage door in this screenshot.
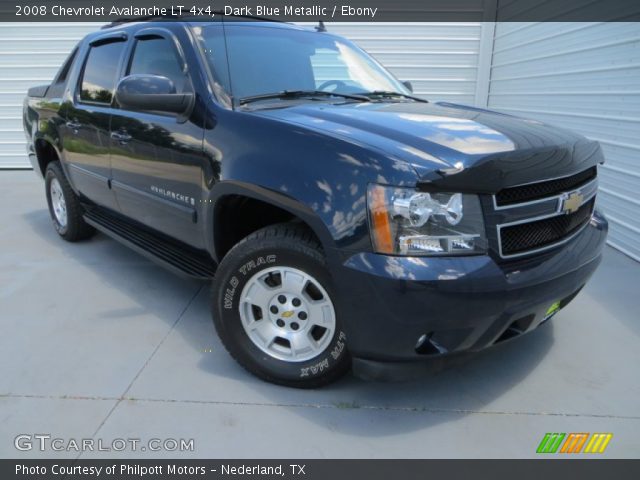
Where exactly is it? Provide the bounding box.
[0,22,101,168]
[487,22,640,261]
[0,21,483,168]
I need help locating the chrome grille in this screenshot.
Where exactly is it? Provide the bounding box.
[492,169,598,259]
[500,198,595,256]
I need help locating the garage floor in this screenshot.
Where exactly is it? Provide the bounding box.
[1,171,639,459]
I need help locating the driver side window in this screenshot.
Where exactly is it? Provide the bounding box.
[128,36,188,93]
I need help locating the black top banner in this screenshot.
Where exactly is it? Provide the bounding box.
[3,0,640,22]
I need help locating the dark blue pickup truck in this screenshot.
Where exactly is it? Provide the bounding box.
[23,16,608,387]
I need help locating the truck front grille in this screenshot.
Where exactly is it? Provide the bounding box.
[491,168,598,259]
[500,198,595,256]
[495,167,596,207]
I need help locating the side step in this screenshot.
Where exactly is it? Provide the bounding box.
[83,208,216,280]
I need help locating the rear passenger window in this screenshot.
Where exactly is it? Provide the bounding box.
[128,37,188,93]
[80,40,126,104]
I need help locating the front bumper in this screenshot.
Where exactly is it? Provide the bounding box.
[331,209,608,375]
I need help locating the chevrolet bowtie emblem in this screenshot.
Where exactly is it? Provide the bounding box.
[562,191,583,214]
[281,311,294,318]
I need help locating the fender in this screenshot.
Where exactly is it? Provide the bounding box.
[201,105,421,266]
[204,180,339,264]
[31,126,80,195]
[26,97,78,188]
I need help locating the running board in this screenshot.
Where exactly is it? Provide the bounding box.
[83,208,216,280]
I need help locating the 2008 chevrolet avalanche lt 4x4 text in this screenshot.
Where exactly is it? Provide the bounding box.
[23,17,608,387]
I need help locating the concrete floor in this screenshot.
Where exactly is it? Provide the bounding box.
[1,171,639,459]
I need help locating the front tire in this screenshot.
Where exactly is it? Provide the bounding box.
[45,161,95,242]
[211,224,350,388]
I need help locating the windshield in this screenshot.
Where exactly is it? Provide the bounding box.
[192,24,410,105]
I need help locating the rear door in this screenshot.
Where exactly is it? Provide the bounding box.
[61,35,127,211]
[109,28,205,248]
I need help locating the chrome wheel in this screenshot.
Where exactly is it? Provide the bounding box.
[50,177,67,228]
[239,266,336,362]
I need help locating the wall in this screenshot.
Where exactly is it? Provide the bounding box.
[0,23,100,168]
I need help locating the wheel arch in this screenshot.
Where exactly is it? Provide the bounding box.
[34,137,61,176]
[205,181,336,264]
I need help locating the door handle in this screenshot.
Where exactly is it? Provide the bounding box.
[65,120,81,132]
[110,130,132,145]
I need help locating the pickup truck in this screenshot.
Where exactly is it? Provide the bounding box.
[23,16,608,388]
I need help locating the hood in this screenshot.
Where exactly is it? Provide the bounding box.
[253,101,603,192]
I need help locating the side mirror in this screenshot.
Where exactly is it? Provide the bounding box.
[402,80,413,93]
[115,74,193,114]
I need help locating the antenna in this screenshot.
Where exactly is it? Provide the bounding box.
[315,21,326,32]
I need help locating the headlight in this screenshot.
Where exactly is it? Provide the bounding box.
[367,184,487,256]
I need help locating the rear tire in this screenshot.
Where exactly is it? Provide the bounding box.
[211,224,350,388]
[45,161,95,242]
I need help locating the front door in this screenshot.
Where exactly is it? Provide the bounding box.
[109,30,204,248]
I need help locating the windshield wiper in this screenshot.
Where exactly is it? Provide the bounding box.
[358,91,428,103]
[238,90,371,106]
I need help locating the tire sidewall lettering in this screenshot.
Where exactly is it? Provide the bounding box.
[218,249,348,380]
[223,254,276,310]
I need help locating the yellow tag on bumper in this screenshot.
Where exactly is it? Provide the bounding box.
[545,301,561,317]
